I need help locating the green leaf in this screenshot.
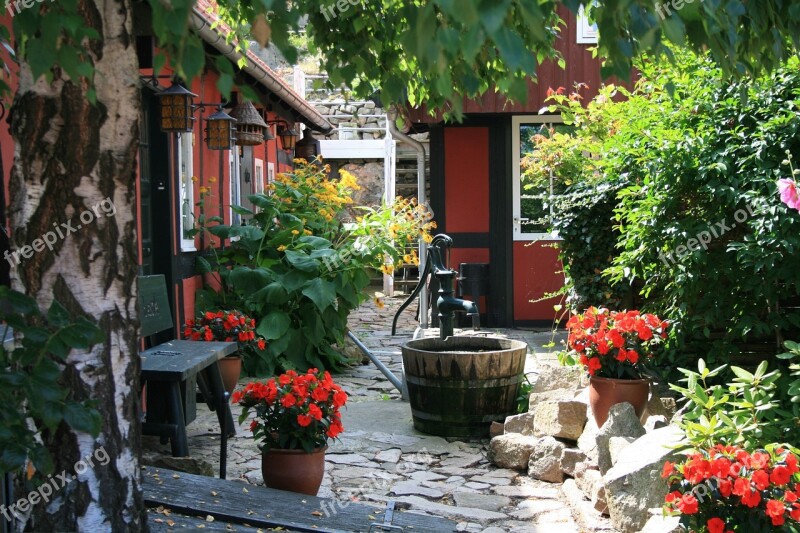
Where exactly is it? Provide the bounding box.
[63,403,102,435]
[256,311,291,340]
[301,278,337,312]
[284,250,319,273]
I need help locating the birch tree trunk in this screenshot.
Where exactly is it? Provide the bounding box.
[7,0,144,529]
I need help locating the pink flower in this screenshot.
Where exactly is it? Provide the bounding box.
[778,178,800,211]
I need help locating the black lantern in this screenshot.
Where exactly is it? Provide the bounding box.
[157,83,197,132]
[205,107,237,150]
[295,128,321,161]
[277,125,300,151]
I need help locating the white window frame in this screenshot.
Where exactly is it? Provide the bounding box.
[512,115,564,242]
[177,132,196,252]
[577,4,599,44]
[229,149,242,229]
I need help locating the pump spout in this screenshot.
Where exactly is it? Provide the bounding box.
[436,293,480,339]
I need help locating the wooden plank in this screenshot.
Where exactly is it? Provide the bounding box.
[141,340,237,381]
[149,512,266,532]
[143,467,457,532]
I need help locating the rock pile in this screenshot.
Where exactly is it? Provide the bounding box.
[488,365,684,533]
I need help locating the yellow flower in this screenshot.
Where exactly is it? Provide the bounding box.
[403,254,412,264]
[374,292,385,309]
[304,229,312,235]
[380,264,394,275]
[423,233,433,244]
[277,245,287,252]
[191,176,199,183]
[208,176,217,183]
[291,229,300,235]
[199,186,211,194]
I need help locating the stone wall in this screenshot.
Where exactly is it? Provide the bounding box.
[326,159,385,208]
[312,99,387,140]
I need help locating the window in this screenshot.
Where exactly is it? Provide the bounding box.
[577,4,599,44]
[512,116,574,241]
[177,132,196,251]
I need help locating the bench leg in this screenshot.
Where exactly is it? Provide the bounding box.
[200,363,234,479]
[166,382,189,457]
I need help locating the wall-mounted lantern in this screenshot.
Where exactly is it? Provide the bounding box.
[156,83,197,132]
[294,128,321,161]
[205,106,237,151]
[277,125,300,151]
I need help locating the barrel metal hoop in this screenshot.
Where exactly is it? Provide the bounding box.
[404,373,525,389]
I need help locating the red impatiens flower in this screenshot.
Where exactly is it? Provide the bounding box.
[566,307,668,378]
[766,499,786,526]
[772,465,792,486]
[676,493,699,514]
[741,488,762,508]
[707,517,726,533]
[752,469,770,491]
[235,368,348,452]
[662,461,676,479]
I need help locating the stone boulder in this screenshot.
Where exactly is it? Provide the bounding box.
[574,464,607,513]
[559,448,587,477]
[488,434,538,471]
[504,412,535,436]
[490,421,505,438]
[533,400,587,441]
[603,425,684,533]
[596,403,646,475]
[528,389,579,411]
[644,415,668,433]
[531,365,583,393]
[527,436,565,483]
[577,411,601,464]
[640,514,684,533]
[608,436,636,467]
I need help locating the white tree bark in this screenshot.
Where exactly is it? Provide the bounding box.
[7,0,144,529]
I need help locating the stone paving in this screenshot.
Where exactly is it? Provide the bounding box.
[144,295,615,532]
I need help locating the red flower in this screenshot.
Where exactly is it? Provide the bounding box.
[707,517,726,533]
[684,457,712,484]
[733,477,751,497]
[257,338,266,350]
[280,394,297,408]
[204,327,214,341]
[751,452,770,470]
[741,488,761,508]
[586,357,602,375]
[752,469,770,491]
[333,390,348,408]
[771,465,792,486]
[717,478,732,498]
[297,414,313,427]
[785,490,798,503]
[791,503,800,521]
[665,490,681,503]
[312,386,329,402]
[608,329,624,348]
[661,461,675,479]
[205,311,215,320]
[232,390,243,404]
[626,349,639,364]
[250,419,258,432]
[786,452,799,474]
[766,499,786,526]
[308,404,323,421]
[676,493,699,514]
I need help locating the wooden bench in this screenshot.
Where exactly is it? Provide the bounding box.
[143,466,458,532]
[138,275,237,479]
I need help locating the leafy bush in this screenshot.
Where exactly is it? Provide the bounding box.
[671,360,799,450]
[0,288,103,476]
[526,51,800,369]
[195,160,433,375]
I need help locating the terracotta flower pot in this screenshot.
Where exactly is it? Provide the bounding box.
[261,446,327,495]
[218,355,242,395]
[588,376,650,428]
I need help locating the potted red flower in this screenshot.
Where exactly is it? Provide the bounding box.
[662,444,800,531]
[233,368,347,495]
[566,307,669,426]
[183,310,267,394]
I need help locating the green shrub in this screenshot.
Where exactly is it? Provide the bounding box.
[670,359,799,450]
[194,160,433,375]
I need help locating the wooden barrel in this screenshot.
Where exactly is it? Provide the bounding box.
[401,336,528,438]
